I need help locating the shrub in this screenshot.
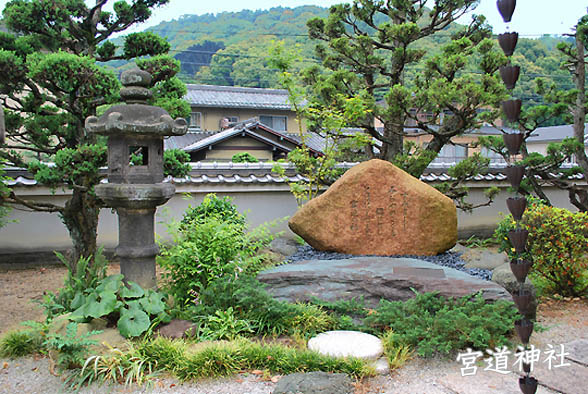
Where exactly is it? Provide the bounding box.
[495,198,588,297]
[231,152,259,163]
[363,292,518,357]
[159,218,252,304]
[180,193,246,229]
[159,195,279,305]
[163,149,191,178]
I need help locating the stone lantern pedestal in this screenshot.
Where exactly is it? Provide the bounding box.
[85,69,187,288]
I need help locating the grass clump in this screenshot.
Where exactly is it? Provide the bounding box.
[133,337,373,381]
[0,331,43,358]
[0,321,48,358]
[72,345,159,390]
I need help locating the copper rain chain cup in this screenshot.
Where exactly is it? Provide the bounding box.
[497,0,517,22]
[502,99,522,124]
[519,376,538,394]
[505,165,525,190]
[510,259,533,283]
[498,32,519,56]
[508,229,529,253]
[500,65,521,89]
[496,2,538,390]
[507,196,527,220]
[503,132,524,155]
[512,289,533,315]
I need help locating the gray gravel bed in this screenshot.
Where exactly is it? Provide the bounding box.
[288,245,493,281]
[0,357,276,394]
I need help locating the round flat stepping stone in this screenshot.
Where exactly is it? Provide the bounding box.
[308,330,384,360]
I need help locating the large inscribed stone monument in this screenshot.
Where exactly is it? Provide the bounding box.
[289,159,457,256]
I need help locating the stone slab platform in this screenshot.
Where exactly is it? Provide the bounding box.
[258,257,509,308]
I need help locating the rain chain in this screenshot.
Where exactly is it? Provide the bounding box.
[496,1,538,393]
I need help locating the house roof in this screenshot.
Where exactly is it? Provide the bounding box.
[527,123,588,143]
[184,84,293,110]
[164,131,216,150]
[181,119,324,157]
[5,162,584,188]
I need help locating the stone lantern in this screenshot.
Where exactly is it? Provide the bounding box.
[85,68,187,288]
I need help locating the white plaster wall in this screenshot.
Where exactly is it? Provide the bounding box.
[0,185,300,253]
[0,182,582,254]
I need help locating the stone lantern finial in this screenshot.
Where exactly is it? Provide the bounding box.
[120,69,153,104]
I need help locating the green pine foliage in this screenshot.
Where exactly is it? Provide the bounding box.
[0,0,187,270]
[163,149,191,178]
[362,292,518,357]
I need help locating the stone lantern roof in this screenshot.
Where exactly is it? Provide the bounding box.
[85,69,187,136]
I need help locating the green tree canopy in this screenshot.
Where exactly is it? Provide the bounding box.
[303,1,507,171]
[0,0,189,269]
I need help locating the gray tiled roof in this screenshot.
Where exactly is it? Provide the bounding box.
[527,123,588,142]
[181,119,324,156]
[164,131,217,150]
[185,84,292,110]
[5,162,584,187]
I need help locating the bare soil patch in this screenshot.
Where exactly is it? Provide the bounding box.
[0,264,120,336]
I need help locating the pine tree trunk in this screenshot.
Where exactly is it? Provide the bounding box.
[379,122,404,162]
[60,188,100,273]
[573,35,588,184]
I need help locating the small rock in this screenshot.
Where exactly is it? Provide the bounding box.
[461,247,508,270]
[373,357,390,375]
[308,330,383,360]
[270,237,300,257]
[157,319,197,339]
[273,371,354,394]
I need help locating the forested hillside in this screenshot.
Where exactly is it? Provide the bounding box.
[142,6,572,113]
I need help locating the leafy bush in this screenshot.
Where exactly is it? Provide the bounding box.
[231,152,259,163]
[159,218,256,304]
[495,198,588,297]
[159,195,279,305]
[163,149,191,178]
[44,322,101,369]
[181,193,246,228]
[198,307,254,340]
[363,292,518,357]
[67,274,169,338]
